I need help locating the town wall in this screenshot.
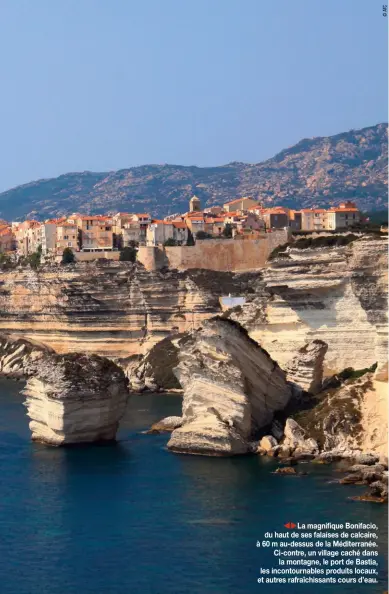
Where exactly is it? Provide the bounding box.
[74,251,120,262]
[137,230,289,272]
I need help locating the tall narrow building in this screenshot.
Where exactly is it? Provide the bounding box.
[189,195,201,212]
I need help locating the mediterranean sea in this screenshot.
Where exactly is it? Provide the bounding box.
[0,379,387,593]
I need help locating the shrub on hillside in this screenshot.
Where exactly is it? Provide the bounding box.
[222,223,233,238]
[61,247,75,265]
[0,253,15,270]
[195,231,213,240]
[26,245,42,269]
[119,246,137,262]
[163,238,178,246]
[268,234,359,260]
[292,234,358,250]
[186,230,195,246]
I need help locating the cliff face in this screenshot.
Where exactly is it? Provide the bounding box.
[167,318,291,456]
[292,374,388,457]
[0,124,386,220]
[0,263,255,358]
[0,237,387,378]
[0,335,129,445]
[230,237,388,377]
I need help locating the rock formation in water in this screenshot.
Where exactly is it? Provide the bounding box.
[167,318,292,456]
[148,416,183,433]
[0,334,129,445]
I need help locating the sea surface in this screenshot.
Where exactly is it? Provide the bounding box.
[0,378,387,594]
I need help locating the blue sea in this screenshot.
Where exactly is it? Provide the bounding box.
[0,378,387,594]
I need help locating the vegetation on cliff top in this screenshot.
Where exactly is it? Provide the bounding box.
[268,233,359,260]
[61,247,75,265]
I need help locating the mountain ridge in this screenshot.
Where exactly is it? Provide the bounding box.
[0,122,387,220]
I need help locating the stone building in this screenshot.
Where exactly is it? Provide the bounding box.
[13,220,41,256]
[262,208,289,229]
[223,197,258,212]
[326,202,360,230]
[75,216,114,252]
[189,195,201,212]
[56,222,79,254]
[146,220,188,246]
[185,215,205,238]
[37,222,57,255]
[0,225,14,252]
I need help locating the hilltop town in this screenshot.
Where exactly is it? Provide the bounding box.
[0,196,363,266]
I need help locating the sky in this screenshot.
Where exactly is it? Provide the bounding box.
[0,0,387,191]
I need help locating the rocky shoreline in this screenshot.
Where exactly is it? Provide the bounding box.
[0,238,386,502]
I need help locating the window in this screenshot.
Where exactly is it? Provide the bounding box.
[64,235,68,240]
[68,242,72,247]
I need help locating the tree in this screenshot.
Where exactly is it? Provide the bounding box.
[0,253,14,270]
[27,246,42,269]
[222,223,233,238]
[113,233,123,250]
[195,231,213,240]
[119,246,136,262]
[163,237,178,246]
[61,247,75,264]
[186,229,195,246]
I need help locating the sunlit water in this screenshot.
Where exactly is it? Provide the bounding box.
[0,379,387,593]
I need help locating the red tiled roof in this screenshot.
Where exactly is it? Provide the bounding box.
[327,208,359,213]
[264,208,288,214]
[224,197,255,206]
[172,221,187,229]
[80,215,110,221]
[186,211,204,217]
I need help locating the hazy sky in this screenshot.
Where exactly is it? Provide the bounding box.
[0,0,387,191]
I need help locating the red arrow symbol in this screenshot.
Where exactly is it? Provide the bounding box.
[284,522,296,529]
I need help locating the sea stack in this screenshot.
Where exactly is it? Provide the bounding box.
[0,334,129,445]
[167,318,292,456]
[23,352,129,445]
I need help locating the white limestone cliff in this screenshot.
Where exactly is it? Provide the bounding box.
[167,318,292,456]
[0,335,129,445]
[285,339,328,394]
[231,237,388,376]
